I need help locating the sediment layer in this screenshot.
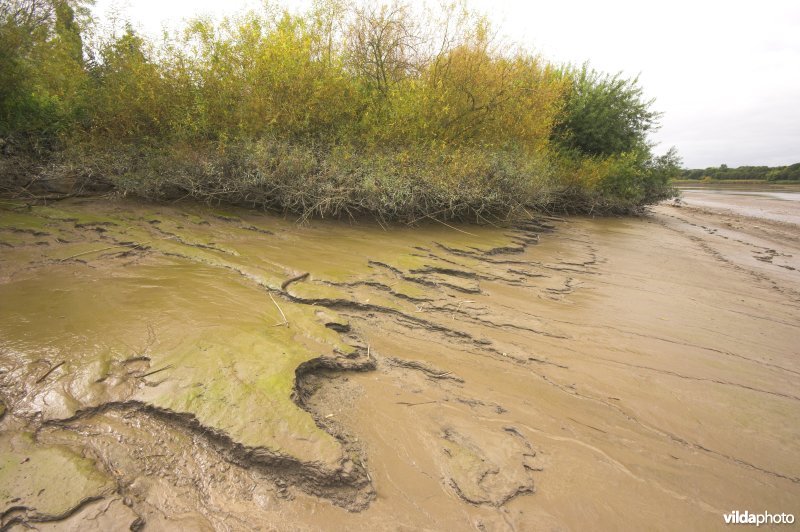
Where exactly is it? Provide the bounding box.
[1,196,798,530]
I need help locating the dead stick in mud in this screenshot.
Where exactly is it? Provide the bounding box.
[476,212,501,228]
[405,207,451,225]
[424,215,478,237]
[60,245,118,261]
[396,400,438,407]
[140,364,174,378]
[453,299,474,319]
[35,361,64,383]
[269,292,289,326]
[59,241,151,262]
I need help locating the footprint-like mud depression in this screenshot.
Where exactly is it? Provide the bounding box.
[1,197,798,530]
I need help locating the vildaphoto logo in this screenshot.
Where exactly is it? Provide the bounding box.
[723,511,795,526]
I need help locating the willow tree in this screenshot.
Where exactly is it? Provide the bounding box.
[0,0,90,146]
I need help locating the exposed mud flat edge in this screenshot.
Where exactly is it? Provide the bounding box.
[0,495,109,531]
[291,350,378,508]
[39,377,376,512]
[1,203,556,517]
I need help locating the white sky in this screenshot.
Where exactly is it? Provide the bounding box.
[93,0,800,168]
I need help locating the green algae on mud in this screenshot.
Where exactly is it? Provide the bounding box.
[0,223,355,466]
[0,197,530,517]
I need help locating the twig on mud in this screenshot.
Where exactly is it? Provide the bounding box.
[476,212,502,228]
[452,299,474,319]
[424,215,477,237]
[455,300,474,312]
[59,241,151,262]
[269,291,289,327]
[35,361,65,384]
[405,207,452,226]
[60,245,118,261]
[396,400,438,407]
[140,364,174,378]
[520,205,534,221]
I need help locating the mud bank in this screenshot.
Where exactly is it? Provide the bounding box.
[1,197,798,530]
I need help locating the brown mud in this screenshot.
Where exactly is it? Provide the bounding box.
[0,194,798,530]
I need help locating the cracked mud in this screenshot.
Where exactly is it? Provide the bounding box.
[1,193,798,530]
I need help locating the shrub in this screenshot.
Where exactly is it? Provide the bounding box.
[1,0,678,219]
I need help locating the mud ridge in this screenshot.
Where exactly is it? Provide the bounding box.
[0,495,107,531]
[41,395,375,511]
[319,279,435,303]
[384,357,465,383]
[291,349,379,508]
[283,291,490,349]
[281,271,310,290]
[410,265,511,284]
[151,226,236,255]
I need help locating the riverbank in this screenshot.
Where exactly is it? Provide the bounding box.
[672,179,800,186]
[1,195,798,530]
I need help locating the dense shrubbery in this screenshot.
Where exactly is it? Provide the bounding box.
[1,0,678,220]
[552,65,659,158]
[680,163,800,182]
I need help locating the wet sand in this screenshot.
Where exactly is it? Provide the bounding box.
[0,192,798,530]
[677,184,800,225]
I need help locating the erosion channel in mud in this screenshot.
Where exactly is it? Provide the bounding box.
[1,196,798,530]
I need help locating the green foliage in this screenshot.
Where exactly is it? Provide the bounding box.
[766,163,800,182]
[0,0,90,147]
[553,64,660,157]
[545,147,679,214]
[89,25,169,140]
[681,163,800,182]
[1,0,677,218]
[541,64,676,213]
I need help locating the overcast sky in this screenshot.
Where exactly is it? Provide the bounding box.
[93,0,800,168]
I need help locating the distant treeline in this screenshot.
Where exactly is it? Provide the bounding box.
[680,163,800,182]
[1,0,679,220]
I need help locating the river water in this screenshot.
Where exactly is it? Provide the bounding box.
[677,183,800,225]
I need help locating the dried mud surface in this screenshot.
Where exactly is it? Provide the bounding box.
[0,195,798,531]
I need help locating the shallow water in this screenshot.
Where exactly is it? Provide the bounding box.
[678,184,800,224]
[1,197,798,530]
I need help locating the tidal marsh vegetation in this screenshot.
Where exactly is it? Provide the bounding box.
[1,0,679,220]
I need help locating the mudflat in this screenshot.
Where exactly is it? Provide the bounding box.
[0,191,798,530]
